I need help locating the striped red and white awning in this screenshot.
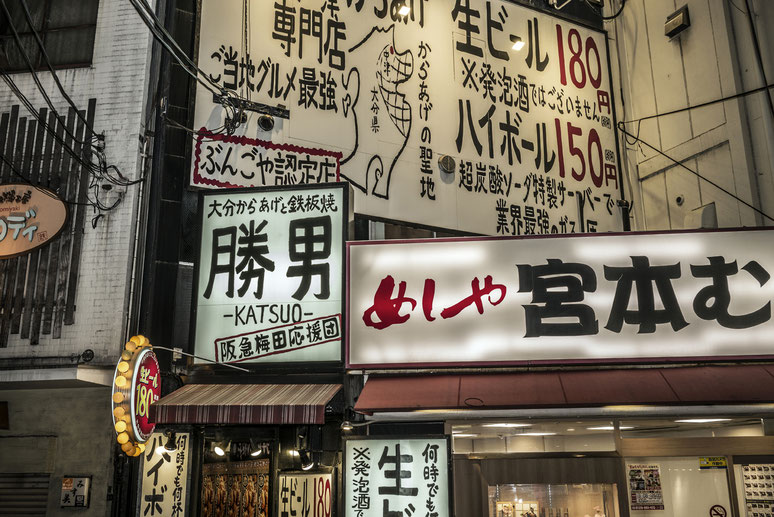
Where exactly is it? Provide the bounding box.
[149,384,341,425]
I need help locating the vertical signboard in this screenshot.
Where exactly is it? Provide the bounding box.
[278,471,334,517]
[193,1,623,236]
[140,433,191,517]
[345,437,450,517]
[201,459,270,517]
[194,183,349,365]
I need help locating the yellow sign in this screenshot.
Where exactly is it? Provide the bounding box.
[700,457,728,469]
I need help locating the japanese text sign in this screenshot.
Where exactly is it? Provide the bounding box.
[0,184,67,259]
[347,228,774,367]
[60,476,90,508]
[193,0,623,236]
[278,472,334,517]
[345,438,449,517]
[195,183,349,364]
[627,464,664,511]
[140,433,190,517]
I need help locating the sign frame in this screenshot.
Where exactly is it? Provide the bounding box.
[346,226,774,369]
[342,435,453,517]
[191,181,351,370]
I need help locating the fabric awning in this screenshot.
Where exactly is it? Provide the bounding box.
[150,383,341,424]
[354,365,774,413]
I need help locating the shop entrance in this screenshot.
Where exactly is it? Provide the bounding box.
[454,456,625,517]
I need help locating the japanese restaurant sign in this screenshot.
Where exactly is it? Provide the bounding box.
[0,184,67,259]
[627,464,664,511]
[193,0,623,236]
[140,432,191,517]
[348,228,774,367]
[194,183,349,364]
[278,471,334,517]
[345,437,450,517]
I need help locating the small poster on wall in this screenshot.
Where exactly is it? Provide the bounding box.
[627,464,665,510]
[201,459,270,517]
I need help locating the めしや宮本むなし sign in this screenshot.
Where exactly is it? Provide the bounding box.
[194,184,348,365]
[192,0,624,236]
[348,228,774,367]
[111,335,161,456]
[0,184,67,259]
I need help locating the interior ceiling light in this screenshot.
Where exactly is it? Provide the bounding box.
[398,5,410,16]
[675,418,732,423]
[452,433,477,438]
[586,426,634,430]
[520,432,557,436]
[482,423,532,428]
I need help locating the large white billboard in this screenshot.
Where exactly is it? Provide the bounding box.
[193,0,624,235]
[194,184,349,364]
[347,228,774,367]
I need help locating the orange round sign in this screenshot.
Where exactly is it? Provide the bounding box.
[0,184,67,259]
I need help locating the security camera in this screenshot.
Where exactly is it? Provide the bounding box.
[257,114,275,132]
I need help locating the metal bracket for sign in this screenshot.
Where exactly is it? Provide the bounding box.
[152,345,249,372]
[212,94,290,119]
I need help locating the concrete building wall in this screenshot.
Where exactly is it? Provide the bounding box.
[609,0,774,230]
[0,0,154,365]
[0,387,115,516]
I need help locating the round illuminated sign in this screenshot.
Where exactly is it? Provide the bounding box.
[110,335,161,457]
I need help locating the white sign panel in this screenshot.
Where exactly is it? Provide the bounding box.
[348,228,774,367]
[278,472,334,517]
[345,438,449,517]
[195,184,348,364]
[140,432,191,517]
[193,0,623,236]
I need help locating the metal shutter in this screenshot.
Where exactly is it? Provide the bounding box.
[0,474,50,516]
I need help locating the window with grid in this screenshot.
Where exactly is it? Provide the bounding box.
[0,0,99,72]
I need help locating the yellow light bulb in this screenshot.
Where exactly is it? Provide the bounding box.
[117,361,129,373]
[125,341,137,352]
[121,350,132,361]
[112,392,124,404]
[117,432,129,444]
[113,407,126,418]
[115,376,127,388]
[115,421,127,433]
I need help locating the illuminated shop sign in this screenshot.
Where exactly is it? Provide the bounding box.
[193,0,623,236]
[345,437,450,517]
[194,184,349,365]
[348,228,774,367]
[141,432,191,516]
[278,472,333,517]
[111,335,161,456]
[0,184,67,259]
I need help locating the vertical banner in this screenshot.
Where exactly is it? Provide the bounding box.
[201,459,270,517]
[627,464,664,511]
[194,183,349,365]
[140,432,191,517]
[278,471,334,517]
[345,437,450,517]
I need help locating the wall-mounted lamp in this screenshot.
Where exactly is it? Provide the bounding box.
[510,36,525,51]
[257,114,275,132]
[299,450,315,471]
[397,4,410,16]
[212,441,230,457]
[665,5,690,39]
[156,431,177,455]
